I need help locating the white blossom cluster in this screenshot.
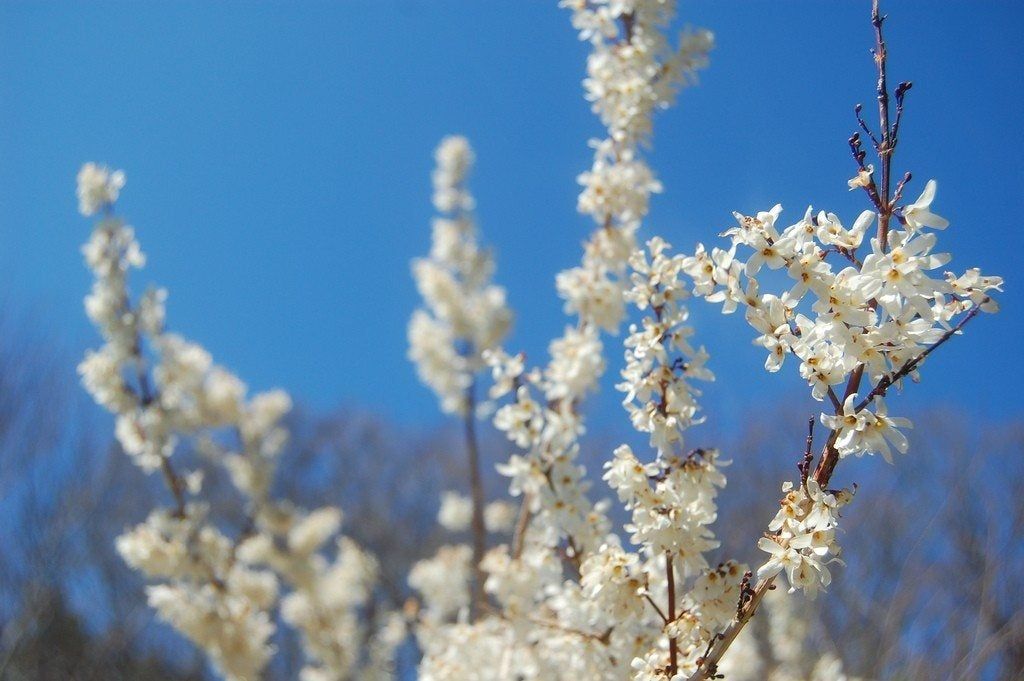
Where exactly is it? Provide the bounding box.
[409,135,512,416]
[619,237,713,457]
[680,178,1001,595]
[77,164,400,681]
[409,5,741,678]
[479,0,715,572]
[598,236,755,678]
[557,0,712,333]
[756,480,853,597]
[602,442,750,677]
[407,494,524,671]
[682,183,1000,459]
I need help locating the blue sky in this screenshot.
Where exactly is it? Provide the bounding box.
[0,1,1020,435]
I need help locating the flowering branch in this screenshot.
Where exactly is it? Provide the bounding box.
[408,135,513,621]
[682,2,1001,677]
[78,165,402,681]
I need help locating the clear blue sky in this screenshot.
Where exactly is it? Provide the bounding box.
[0,1,1020,434]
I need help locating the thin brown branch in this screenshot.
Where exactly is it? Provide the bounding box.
[892,80,913,147]
[856,302,986,411]
[872,0,894,250]
[854,104,880,150]
[510,493,532,560]
[892,170,913,205]
[645,593,670,624]
[798,416,816,487]
[464,378,488,620]
[826,386,843,412]
[159,456,187,518]
[667,554,679,675]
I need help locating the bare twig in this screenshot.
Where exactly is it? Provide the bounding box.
[667,554,679,675]
[871,0,895,250]
[798,417,816,488]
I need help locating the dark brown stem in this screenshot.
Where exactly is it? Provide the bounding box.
[159,456,187,518]
[691,4,987,677]
[134,346,187,518]
[510,494,532,560]
[645,593,669,624]
[667,554,679,675]
[826,386,843,412]
[854,104,880,150]
[893,170,913,205]
[464,379,488,620]
[892,81,913,146]
[872,0,894,251]
[798,417,816,487]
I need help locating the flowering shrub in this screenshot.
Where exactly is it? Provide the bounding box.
[78,1,1000,680]
[77,164,404,681]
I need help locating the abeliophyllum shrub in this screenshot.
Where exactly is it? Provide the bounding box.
[407,2,737,680]
[677,3,1002,678]
[409,3,1001,681]
[77,167,404,681]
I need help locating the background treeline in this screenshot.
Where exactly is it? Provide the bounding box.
[0,315,1020,681]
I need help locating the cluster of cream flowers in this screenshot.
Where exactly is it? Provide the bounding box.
[406,135,515,659]
[77,165,401,681]
[557,0,712,334]
[756,480,853,598]
[619,237,714,457]
[409,135,512,416]
[680,178,1001,594]
[484,0,715,573]
[408,4,752,680]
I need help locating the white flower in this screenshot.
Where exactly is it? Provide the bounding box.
[483,501,517,533]
[408,545,473,622]
[901,179,949,231]
[823,394,910,463]
[288,507,343,556]
[847,164,874,190]
[76,163,125,216]
[438,491,473,532]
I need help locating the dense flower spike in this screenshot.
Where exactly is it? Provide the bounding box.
[78,167,400,681]
[683,5,1001,678]
[619,238,714,457]
[681,178,1001,595]
[408,135,515,619]
[413,4,746,679]
[485,0,714,569]
[557,0,712,333]
[409,135,512,417]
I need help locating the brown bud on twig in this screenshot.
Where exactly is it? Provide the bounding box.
[893,171,912,204]
[854,103,880,149]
